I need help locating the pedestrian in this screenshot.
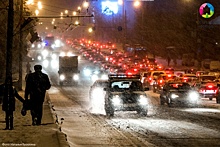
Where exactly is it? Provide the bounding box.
[1,77,25,130]
[24,65,51,126]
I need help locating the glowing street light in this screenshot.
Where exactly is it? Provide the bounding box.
[134,0,141,7]
[75,20,80,25]
[65,10,68,15]
[37,1,42,9]
[88,27,93,33]
[73,11,77,16]
[35,9,39,16]
[77,6,81,13]
[26,0,34,5]
[83,1,89,8]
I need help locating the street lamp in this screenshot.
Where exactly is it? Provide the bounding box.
[118,0,138,50]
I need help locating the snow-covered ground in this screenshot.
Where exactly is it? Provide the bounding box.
[48,86,220,147]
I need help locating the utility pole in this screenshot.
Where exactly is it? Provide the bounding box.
[6,0,14,84]
[18,0,23,90]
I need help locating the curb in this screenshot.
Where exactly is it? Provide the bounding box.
[46,93,70,147]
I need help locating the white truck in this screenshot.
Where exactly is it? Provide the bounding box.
[58,56,80,86]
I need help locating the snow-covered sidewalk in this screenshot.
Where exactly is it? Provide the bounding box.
[0,90,68,147]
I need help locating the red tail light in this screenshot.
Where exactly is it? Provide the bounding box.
[208,85,213,88]
[199,89,205,93]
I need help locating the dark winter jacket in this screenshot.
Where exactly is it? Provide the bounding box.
[25,71,51,104]
[0,84,24,111]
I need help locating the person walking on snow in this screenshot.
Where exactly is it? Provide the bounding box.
[25,65,51,126]
[1,77,24,130]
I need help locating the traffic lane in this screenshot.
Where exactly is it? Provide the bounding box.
[48,86,153,146]
[48,78,220,146]
[146,90,220,119]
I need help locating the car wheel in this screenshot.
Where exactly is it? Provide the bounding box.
[60,81,63,86]
[209,97,213,100]
[216,98,220,104]
[137,108,148,116]
[153,88,156,93]
[105,104,114,117]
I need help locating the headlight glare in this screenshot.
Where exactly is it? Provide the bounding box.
[171,93,179,99]
[60,75,65,80]
[139,95,148,104]
[188,91,199,101]
[91,75,98,82]
[112,95,121,105]
[101,74,108,80]
[73,74,79,80]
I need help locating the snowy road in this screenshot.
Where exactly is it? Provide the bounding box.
[42,54,220,147]
[47,84,220,147]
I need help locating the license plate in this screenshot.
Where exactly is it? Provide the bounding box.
[205,90,215,93]
[124,104,136,107]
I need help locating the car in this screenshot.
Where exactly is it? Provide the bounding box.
[193,80,219,101]
[104,74,150,117]
[178,74,198,86]
[160,81,200,107]
[143,70,166,88]
[152,74,177,93]
[196,71,208,77]
[89,80,109,112]
[90,70,108,82]
[197,74,216,82]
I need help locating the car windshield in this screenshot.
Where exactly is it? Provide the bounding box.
[111,81,143,91]
[200,76,216,81]
[153,72,164,76]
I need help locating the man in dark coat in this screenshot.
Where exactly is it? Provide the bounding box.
[1,77,24,130]
[25,65,51,125]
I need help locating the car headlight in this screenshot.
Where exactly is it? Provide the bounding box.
[94,70,99,74]
[91,75,98,82]
[171,93,179,99]
[91,88,104,100]
[42,60,49,68]
[60,75,65,81]
[51,60,58,69]
[73,74,79,80]
[188,91,199,101]
[101,74,108,80]
[84,69,91,76]
[51,54,57,60]
[112,95,122,105]
[42,49,49,57]
[37,55,42,61]
[139,95,148,105]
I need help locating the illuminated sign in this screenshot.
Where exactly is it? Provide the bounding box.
[101,1,118,15]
